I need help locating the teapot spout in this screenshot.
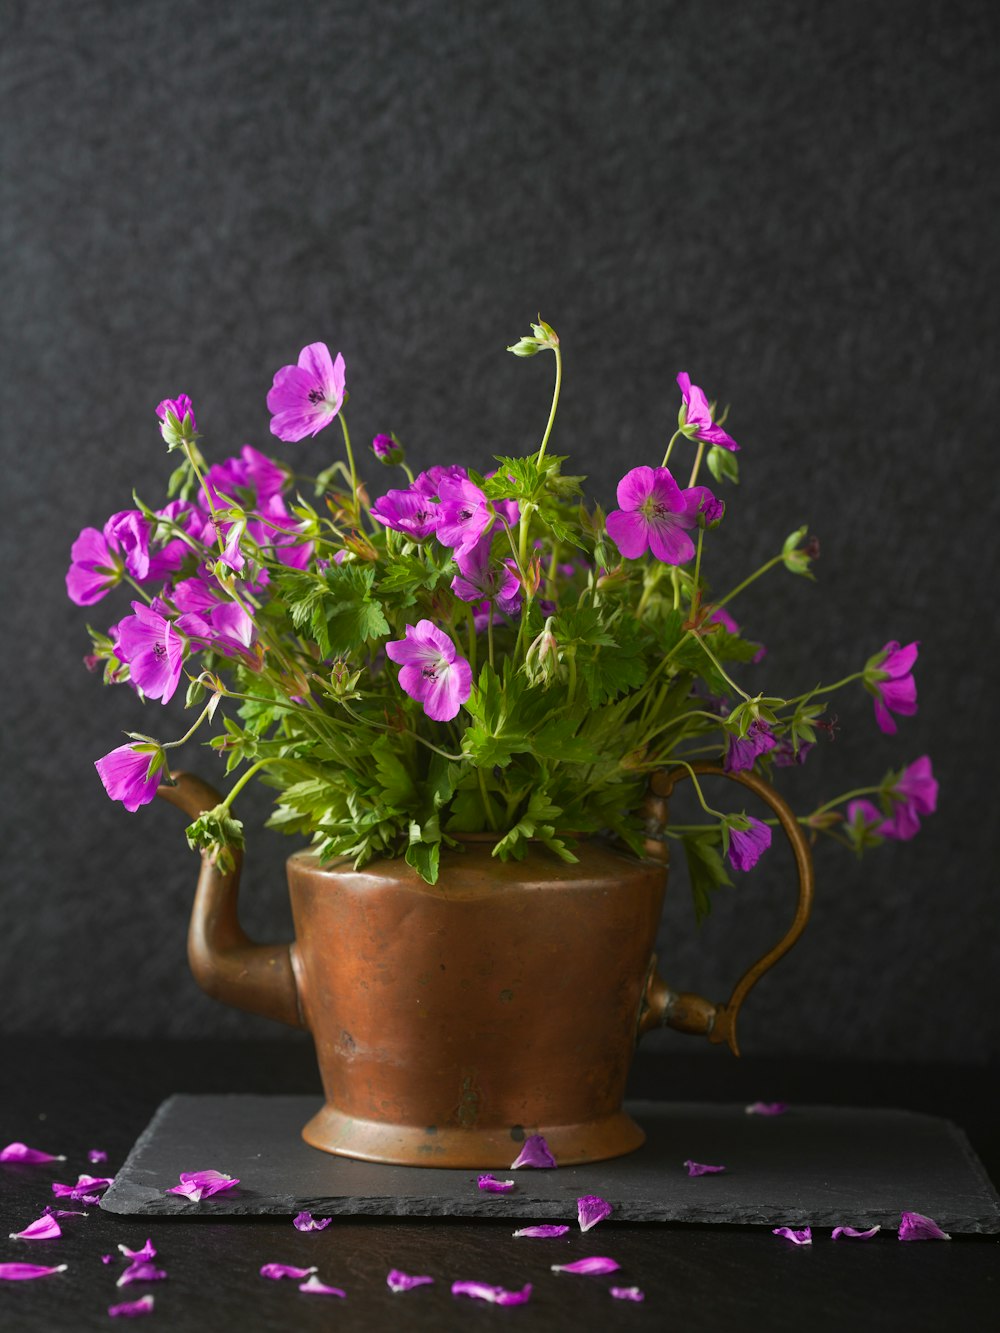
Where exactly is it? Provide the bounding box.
[158,773,304,1029]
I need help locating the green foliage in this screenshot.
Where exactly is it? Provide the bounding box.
[681,829,733,923]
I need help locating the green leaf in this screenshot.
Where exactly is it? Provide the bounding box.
[405,836,441,885]
[530,716,600,764]
[372,736,418,809]
[681,830,733,923]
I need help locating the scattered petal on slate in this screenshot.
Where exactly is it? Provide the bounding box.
[116,1262,168,1288]
[552,1257,621,1276]
[108,1294,155,1317]
[89,1149,109,1164]
[298,1275,346,1296]
[260,1263,318,1281]
[166,1169,239,1201]
[387,1270,435,1292]
[512,1225,570,1239]
[1,1142,66,1163]
[52,1174,113,1199]
[9,1213,62,1241]
[44,1208,89,1219]
[898,1211,951,1241]
[118,1240,156,1262]
[293,1211,332,1232]
[611,1286,645,1302]
[510,1134,557,1169]
[744,1102,789,1116]
[683,1160,726,1176]
[577,1195,612,1231]
[772,1227,812,1245]
[832,1225,881,1240]
[452,1280,532,1305]
[0,1262,69,1280]
[477,1173,516,1193]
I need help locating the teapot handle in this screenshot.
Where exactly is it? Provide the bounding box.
[637,762,814,1055]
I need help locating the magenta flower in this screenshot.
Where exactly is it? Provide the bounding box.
[176,602,257,664]
[412,465,469,497]
[606,466,717,565]
[435,476,495,552]
[385,621,473,722]
[66,511,151,606]
[880,756,938,841]
[727,817,772,872]
[677,373,739,450]
[724,719,776,773]
[267,342,346,442]
[52,1173,113,1200]
[156,394,196,434]
[898,1210,950,1241]
[451,535,521,615]
[864,640,919,735]
[772,738,813,767]
[114,602,185,702]
[370,488,442,541]
[372,433,404,465]
[94,745,165,812]
[510,1134,557,1170]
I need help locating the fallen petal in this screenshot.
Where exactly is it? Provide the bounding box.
[387,1269,435,1292]
[745,1102,789,1116]
[452,1280,532,1305]
[108,1294,154,1318]
[478,1173,516,1193]
[293,1211,331,1232]
[577,1195,612,1231]
[260,1263,318,1281]
[52,1173,113,1199]
[552,1257,621,1275]
[166,1169,239,1201]
[118,1240,156,1261]
[44,1208,89,1219]
[117,1262,168,1288]
[899,1211,951,1241]
[832,1225,881,1240]
[0,1262,68,1280]
[684,1161,727,1177]
[89,1149,109,1164]
[610,1286,645,1302]
[102,1255,115,1265]
[1,1142,66,1164]
[510,1135,557,1169]
[9,1214,62,1241]
[772,1226,812,1245]
[512,1225,570,1239]
[298,1275,346,1296]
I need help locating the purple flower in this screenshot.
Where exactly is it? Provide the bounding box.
[724,719,776,773]
[95,745,164,812]
[435,476,495,552]
[267,342,346,442]
[898,1211,950,1241]
[452,1280,532,1305]
[370,488,442,541]
[477,1173,516,1193]
[683,1161,726,1176]
[772,738,813,767]
[176,602,258,664]
[510,1134,557,1170]
[677,373,739,450]
[772,1226,812,1245]
[879,756,938,841]
[451,535,521,615]
[512,1225,569,1238]
[727,817,772,872]
[605,466,716,565]
[156,394,197,446]
[114,602,185,702]
[387,1270,434,1292]
[66,511,152,606]
[385,621,472,722]
[412,465,469,497]
[577,1195,612,1231]
[865,640,919,735]
[372,433,405,465]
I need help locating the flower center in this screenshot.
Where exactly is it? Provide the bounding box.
[641,497,670,523]
[153,642,167,661]
[307,388,327,405]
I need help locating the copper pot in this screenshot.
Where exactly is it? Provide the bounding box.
[160,766,813,1166]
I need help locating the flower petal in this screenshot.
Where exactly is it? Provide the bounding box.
[88,1149,109,1164]
[387,1269,435,1292]
[166,1169,238,1200]
[605,509,650,559]
[9,1214,61,1241]
[116,1262,167,1288]
[478,1173,516,1193]
[683,1160,727,1176]
[298,1275,346,1296]
[118,1240,156,1261]
[898,1211,951,1241]
[744,1102,788,1116]
[615,466,655,511]
[1,1142,66,1163]
[577,1195,612,1231]
[510,1134,557,1170]
[108,1294,154,1318]
[293,1211,331,1232]
[0,1263,68,1280]
[512,1225,570,1238]
[610,1286,645,1302]
[772,1227,812,1245]
[52,1174,113,1199]
[552,1256,621,1275]
[260,1263,319,1280]
[832,1225,881,1240]
[452,1280,532,1305]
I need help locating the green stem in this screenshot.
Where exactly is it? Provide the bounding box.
[478,768,499,830]
[219,759,270,813]
[810,785,882,818]
[713,554,785,612]
[687,438,706,488]
[162,695,221,750]
[465,605,478,679]
[694,633,752,701]
[123,576,153,604]
[536,343,563,466]
[783,672,865,707]
[691,527,704,611]
[487,611,495,669]
[670,760,726,820]
[338,412,359,520]
[661,428,683,468]
[183,443,226,557]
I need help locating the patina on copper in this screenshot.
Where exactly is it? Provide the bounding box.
[159,762,813,1167]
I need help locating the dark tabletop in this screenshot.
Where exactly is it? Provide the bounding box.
[1,1039,997,1332]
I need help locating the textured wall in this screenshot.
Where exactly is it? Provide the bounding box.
[2,0,997,1059]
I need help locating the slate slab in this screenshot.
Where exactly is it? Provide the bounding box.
[100,1096,1000,1234]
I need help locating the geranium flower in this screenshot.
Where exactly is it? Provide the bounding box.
[435,477,495,552]
[94,745,165,812]
[412,465,468,497]
[114,602,185,702]
[267,342,346,442]
[156,394,196,439]
[66,511,152,606]
[385,621,472,722]
[370,488,442,541]
[451,535,521,615]
[879,756,938,841]
[864,640,919,735]
[372,433,404,465]
[605,466,717,565]
[677,373,739,450]
[727,817,772,872]
[724,719,776,773]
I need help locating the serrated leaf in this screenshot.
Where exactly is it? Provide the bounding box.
[681,830,732,923]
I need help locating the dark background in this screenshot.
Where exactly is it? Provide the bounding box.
[1,0,997,1061]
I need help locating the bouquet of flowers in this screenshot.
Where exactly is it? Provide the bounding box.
[67,319,936,907]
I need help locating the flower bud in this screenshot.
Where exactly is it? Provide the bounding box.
[156,395,197,450]
[371,432,405,466]
[782,526,818,578]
